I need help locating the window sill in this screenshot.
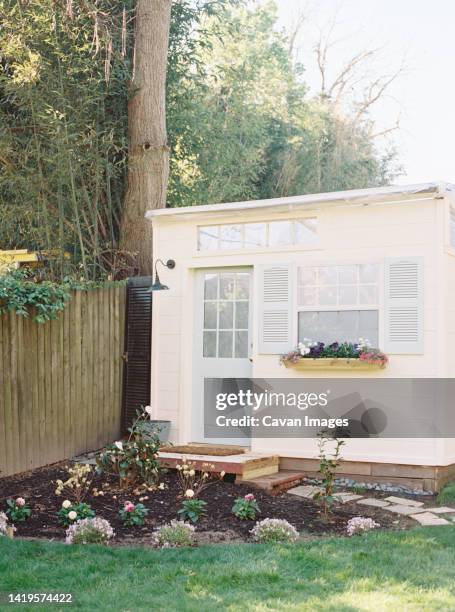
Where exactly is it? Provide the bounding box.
[283,358,387,371]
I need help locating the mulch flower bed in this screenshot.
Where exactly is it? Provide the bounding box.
[0,462,413,545]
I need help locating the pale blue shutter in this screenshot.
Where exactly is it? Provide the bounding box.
[258,264,293,354]
[384,257,424,354]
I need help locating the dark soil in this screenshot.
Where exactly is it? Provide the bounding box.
[0,462,420,545]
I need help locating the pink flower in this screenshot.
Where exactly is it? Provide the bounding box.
[244,494,255,502]
[16,497,26,507]
[124,501,135,513]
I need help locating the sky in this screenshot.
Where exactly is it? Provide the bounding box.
[273,0,455,185]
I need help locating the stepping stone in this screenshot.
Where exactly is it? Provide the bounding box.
[357,498,390,508]
[411,512,450,526]
[384,496,424,508]
[423,507,455,514]
[384,504,424,515]
[287,485,322,499]
[334,492,364,503]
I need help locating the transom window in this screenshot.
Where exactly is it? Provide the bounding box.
[297,264,380,346]
[203,272,250,358]
[198,218,318,251]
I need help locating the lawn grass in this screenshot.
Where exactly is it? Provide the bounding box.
[1,528,455,611]
[437,481,455,505]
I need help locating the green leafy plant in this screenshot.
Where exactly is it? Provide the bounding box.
[153,520,195,548]
[0,270,70,323]
[5,498,31,522]
[58,501,95,527]
[119,501,148,527]
[97,408,163,489]
[313,432,345,519]
[232,493,260,520]
[178,499,207,523]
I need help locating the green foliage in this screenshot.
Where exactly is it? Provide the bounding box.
[119,502,148,527]
[0,269,69,322]
[97,408,163,488]
[178,499,207,523]
[0,0,132,279]
[167,2,401,209]
[0,0,401,278]
[58,503,95,527]
[437,481,455,505]
[0,269,124,323]
[232,494,260,520]
[5,499,31,523]
[313,432,345,518]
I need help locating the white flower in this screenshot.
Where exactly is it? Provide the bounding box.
[114,441,123,451]
[189,469,195,477]
[159,483,165,490]
[68,511,78,521]
[144,406,153,417]
[220,471,226,478]
[62,500,72,509]
[185,489,195,498]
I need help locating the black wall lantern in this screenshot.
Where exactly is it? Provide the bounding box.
[147,259,176,292]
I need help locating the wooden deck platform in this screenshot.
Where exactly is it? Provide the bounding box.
[157,450,279,480]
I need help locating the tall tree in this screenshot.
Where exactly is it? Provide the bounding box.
[120,0,172,275]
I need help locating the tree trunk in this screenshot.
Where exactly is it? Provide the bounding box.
[120,0,171,275]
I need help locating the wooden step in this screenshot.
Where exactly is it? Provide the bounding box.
[158,451,279,479]
[239,470,306,495]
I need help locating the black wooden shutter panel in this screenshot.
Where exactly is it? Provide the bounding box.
[122,277,153,432]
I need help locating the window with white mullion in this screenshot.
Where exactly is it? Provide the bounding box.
[297,263,380,346]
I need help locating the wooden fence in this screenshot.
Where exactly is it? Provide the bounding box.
[0,285,126,477]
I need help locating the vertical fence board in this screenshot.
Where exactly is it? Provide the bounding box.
[0,285,127,477]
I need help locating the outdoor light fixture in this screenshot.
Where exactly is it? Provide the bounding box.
[148,258,176,292]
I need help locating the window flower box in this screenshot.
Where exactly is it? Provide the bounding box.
[283,357,386,371]
[280,340,388,371]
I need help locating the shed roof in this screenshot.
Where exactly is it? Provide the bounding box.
[145,181,455,220]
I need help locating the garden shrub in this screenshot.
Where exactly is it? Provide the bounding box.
[232,493,260,520]
[58,501,95,527]
[65,517,114,545]
[6,497,31,522]
[154,520,195,548]
[97,408,163,488]
[178,498,207,523]
[54,464,94,503]
[250,518,299,543]
[119,501,148,527]
[346,516,380,536]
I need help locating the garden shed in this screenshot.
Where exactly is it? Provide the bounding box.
[146,182,455,491]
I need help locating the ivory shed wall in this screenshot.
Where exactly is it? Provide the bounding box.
[149,184,455,467]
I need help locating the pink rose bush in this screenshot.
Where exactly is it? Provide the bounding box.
[119,501,148,527]
[232,493,260,520]
[6,497,31,522]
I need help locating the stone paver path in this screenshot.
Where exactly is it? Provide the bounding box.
[335,493,364,503]
[384,496,424,507]
[287,486,455,527]
[384,504,423,516]
[411,512,450,526]
[357,498,390,508]
[287,485,322,499]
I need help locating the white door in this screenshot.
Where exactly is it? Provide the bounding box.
[192,268,253,445]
